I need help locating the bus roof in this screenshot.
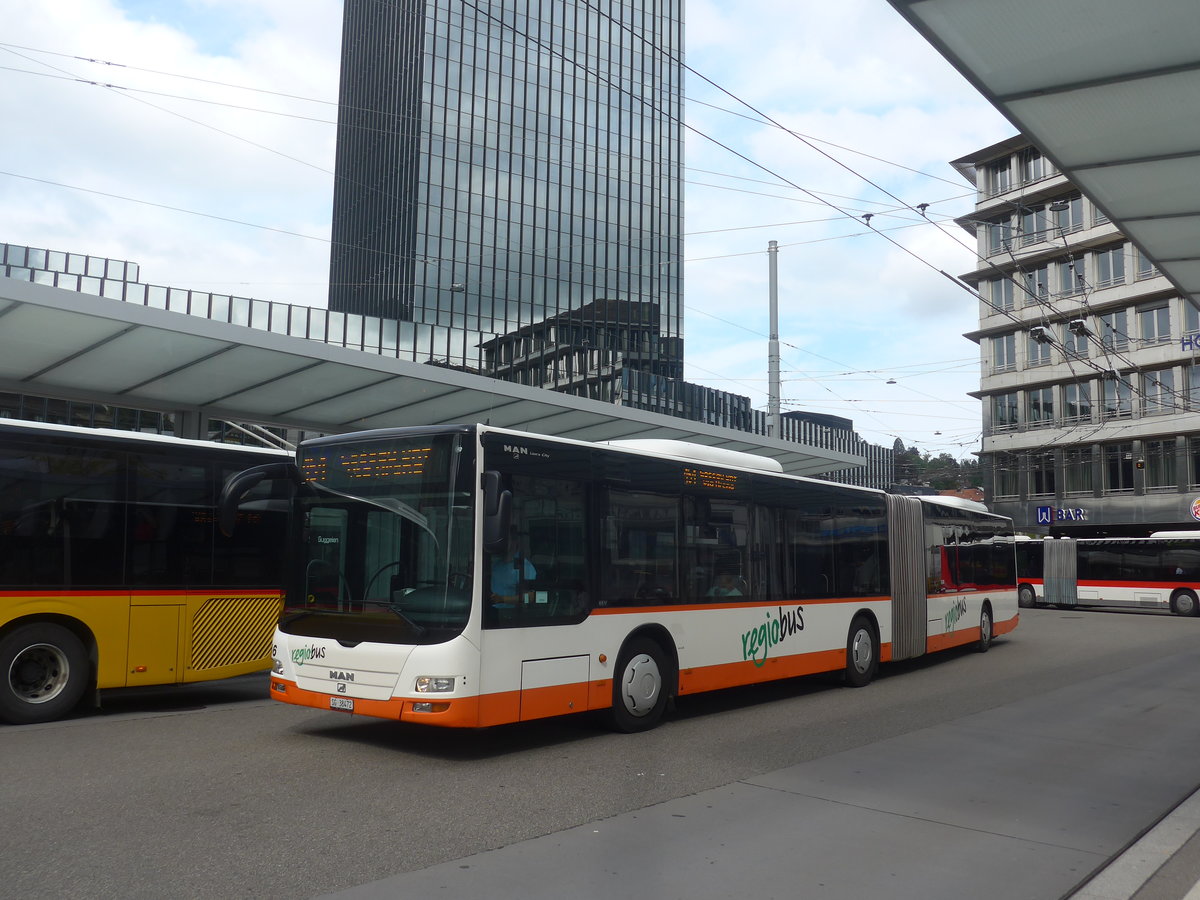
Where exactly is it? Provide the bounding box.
[0,416,291,457]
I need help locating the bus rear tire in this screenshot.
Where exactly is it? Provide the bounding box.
[1171,589,1199,617]
[609,637,671,733]
[977,604,993,653]
[1018,585,1036,608]
[844,616,878,688]
[0,622,89,725]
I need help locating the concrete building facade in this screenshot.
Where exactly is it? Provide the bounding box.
[956,137,1200,535]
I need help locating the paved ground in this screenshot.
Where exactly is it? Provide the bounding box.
[325,649,1200,900]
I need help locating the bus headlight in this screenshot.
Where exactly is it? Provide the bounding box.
[272,657,285,675]
[414,676,455,693]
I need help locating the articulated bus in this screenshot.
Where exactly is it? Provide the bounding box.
[221,424,1018,732]
[0,419,289,724]
[1017,535,1200,616]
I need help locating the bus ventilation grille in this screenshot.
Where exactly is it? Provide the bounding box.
[190,595,282,670]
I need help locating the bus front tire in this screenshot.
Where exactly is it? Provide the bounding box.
[609,637,671,733]
[1018,585,1036,608]
[1171,589,1199,617]
[844,616,878,688]
[0,623,89,725]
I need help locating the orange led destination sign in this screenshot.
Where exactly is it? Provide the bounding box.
[683,467,738,491]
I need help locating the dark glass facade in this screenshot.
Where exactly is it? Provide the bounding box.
[328,0,684,377]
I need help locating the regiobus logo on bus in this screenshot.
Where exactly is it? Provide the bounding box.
[740,606,805,667]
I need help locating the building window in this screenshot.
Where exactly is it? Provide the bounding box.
[1095,244,1126,288]
[1099,309,1129,350]
[1103,442,1135,493]
[988,277,1014,312]
[1191,438,1200,488]
[985,160,1012,196]
[1026,387,1054,427]
[1145,439,1176,491]
[1185,303,1199,340]
[1062,320,1089,358]
[1021,265,1049,305]
[1029,452,1056,497]
[1055,257,1085,297]
[1019,148,1046,184]
[1063,382,1092,422]
[991,333,1016,373]
[993,451,1019,499]
[1063,447,1094,495]
[1052,195,1084,234]
[1142,369,1176,415]
[987,217,1013,255]
[1138,303,1170,345]
[1027,330,1052,367]
[1135,247,1160,280]
[1189,363,1200,410]
[1020,206,1049,246]
[991,392,1019,432]
[1102,373,1132,419]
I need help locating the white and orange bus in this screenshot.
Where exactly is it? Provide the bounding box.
[1018,534,1200,615]
[221,424,1018,731]
[0,418,289,724]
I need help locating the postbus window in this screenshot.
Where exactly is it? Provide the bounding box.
[213,464,287,587]
[0,443,122,587]
[128,454,211,586]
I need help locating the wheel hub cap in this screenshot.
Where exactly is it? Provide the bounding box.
[621,653,661,717]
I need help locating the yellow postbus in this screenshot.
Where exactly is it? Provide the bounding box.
[0,418,289,724]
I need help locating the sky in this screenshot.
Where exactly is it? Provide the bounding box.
[0,0,1014,459]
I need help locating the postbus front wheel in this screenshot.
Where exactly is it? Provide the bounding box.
[0,622,89,725]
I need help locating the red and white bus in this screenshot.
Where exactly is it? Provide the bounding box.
[221,424,1018,731]
[1019,535,1200,616]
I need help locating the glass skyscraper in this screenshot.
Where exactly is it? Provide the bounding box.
[328,0,684,385]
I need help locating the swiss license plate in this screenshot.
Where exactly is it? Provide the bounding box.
[329,696,354,712]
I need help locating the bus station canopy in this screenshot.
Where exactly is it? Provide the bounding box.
[0,277,863,478]
[889,0,1200,311]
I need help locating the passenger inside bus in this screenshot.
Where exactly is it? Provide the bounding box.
[707,572,744,597]
[490,530,536,607]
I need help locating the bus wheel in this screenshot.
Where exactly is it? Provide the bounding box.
[609,637,670,732]
[1171,589,1199,617]
[1018,585,1036,608]
[0,623,89,725]
[844,616,878,688]
[977,605,993,653]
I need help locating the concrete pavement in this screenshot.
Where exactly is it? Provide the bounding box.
[324,649,1200,900]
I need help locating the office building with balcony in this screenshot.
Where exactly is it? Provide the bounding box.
[956,136,1200,535]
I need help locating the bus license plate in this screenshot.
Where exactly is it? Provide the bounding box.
[330,696,353,712]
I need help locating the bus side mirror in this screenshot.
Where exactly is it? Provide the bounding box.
[218,462,301,537]
[481,470,511,554]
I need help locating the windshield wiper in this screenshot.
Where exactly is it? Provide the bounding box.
[369,599,426,635]
[308,480,437,544]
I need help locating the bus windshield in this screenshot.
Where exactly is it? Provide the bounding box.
[281,432,475,645]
